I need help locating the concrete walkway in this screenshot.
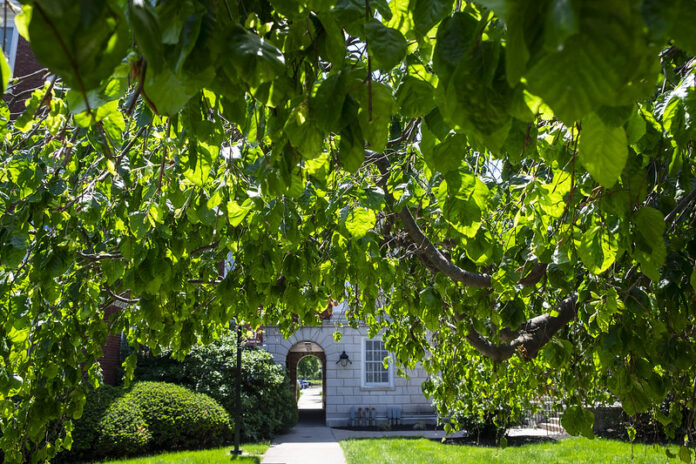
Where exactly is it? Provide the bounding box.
[261,422,347,464]
[297,386,323,410]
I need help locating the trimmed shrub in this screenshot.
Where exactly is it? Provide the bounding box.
[129,381,232,450]
[59,382,230,461]
[61,385,149,461]
[133,335,298,441]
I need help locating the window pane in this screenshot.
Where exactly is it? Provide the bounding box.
[1,27,13,56]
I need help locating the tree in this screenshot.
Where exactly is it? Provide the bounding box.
[298,355,321,380]
[1,0,696,461]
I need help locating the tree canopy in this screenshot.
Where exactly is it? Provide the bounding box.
[1,0,696,461]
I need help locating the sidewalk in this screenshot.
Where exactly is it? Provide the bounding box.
[260,422,347,464]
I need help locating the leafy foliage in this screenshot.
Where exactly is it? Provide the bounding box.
[1,0,696,461]
[59,382,229,461]
[298,355,322,380]
[61,385,150,461]
[133,336,298,442]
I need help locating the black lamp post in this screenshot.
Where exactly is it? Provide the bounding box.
[231,321,243,457]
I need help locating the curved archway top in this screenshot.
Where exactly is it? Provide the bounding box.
[288,340,325,354]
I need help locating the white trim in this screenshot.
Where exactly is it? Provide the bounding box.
[360,336,394,389]
[1,5,18,74]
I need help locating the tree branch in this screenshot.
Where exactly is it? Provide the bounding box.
[369,151,492,288]
[465,295,578,362]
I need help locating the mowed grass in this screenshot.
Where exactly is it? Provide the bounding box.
[341,437,680,464]
[92,442,269,464]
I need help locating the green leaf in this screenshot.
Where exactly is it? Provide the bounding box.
[411,0,452,37]
[285,102,324,159]
[424,134,468,174]
[317,13,346,66]
[343,206,376,238]
[395,76,436,118]
[633,206,666,281]
[183,140,217,187]
[576,225,619,275]
[365,19,408,72]
[225,25,285,86]
[679,446,692,463]
[579,112,628,188]
[127,0,163,73]
[356,82,395,153]
[561,406,595,439]
[525,0,656,123]
[339,121,365,173]
[144,65,212,116]
[227,199,253,226]
[691,266,696,292]
[0,51,9,94]
[312,72,347,132]
[22,1,129,91]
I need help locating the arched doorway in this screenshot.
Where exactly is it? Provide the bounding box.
[286,341,326,421]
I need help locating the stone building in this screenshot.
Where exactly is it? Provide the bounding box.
[263,302,437,427]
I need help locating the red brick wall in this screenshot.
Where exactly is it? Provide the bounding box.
[7,35,46,117]
[99,305,122,386]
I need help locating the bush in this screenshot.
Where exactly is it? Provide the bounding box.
[59,382,230,461]
[66,385,149,461]
[133,334,298,441]
[129,381,232,451]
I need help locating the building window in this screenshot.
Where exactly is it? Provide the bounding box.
[1,7,18,73]
[362,338,392,388]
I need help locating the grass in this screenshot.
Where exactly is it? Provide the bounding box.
[341,437,681,464]
[91,443,270,464]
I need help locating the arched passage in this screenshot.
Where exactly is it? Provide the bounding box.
[286,341,326,421]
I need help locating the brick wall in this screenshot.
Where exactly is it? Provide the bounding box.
[7,35,45,117]
[99,305,122,386]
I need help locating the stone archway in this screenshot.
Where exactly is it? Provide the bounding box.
[287,341,326,419]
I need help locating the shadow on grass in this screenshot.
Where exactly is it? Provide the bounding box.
[341,434,562,448]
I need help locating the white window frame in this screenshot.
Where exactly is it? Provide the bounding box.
[1,2,19,74]
[360,337,394,389]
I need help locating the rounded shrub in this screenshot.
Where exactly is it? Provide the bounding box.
[133,334,298,441]
[129,381,232,450]
[61,385,149,461]
[59,382,230,461]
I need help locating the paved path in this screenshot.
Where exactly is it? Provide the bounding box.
[297,386,322,410]
[261,423,347,464]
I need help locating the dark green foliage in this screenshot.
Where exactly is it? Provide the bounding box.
[298,355,321,380]
[133,336,297,441]
[64,385,149,461]
[129,382,232,451]
[59,382,230,461]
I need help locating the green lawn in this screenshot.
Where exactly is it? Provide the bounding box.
[341,437,680,464]
[92,443,270,464]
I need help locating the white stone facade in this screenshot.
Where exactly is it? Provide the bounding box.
[262,307,436,427]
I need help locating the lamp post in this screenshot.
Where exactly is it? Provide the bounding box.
[231,320,243,457]
[223,253,243,458]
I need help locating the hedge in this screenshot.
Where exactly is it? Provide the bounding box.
[133,334,298,441]
[66,385,149,461]
[130,381,232,451]
[60,382,230,461]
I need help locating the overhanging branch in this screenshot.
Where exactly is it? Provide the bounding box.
[465,294,578,362]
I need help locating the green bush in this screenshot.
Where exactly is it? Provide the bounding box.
[59,382,230,461]
[129,381,232,451]
[133,334,298,441]
[66,385,149,461]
